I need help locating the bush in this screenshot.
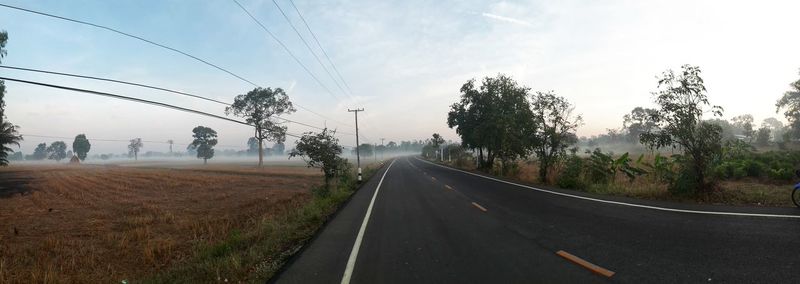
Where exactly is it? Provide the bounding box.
[557,155,585,189]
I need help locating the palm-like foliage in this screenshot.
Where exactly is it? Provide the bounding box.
[0,120,22,166]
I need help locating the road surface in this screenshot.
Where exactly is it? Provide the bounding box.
[273,156,800,283]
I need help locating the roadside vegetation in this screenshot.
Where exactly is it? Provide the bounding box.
[427,66,800,207]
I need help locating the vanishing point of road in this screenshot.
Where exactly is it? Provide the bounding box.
[272,156,800,283]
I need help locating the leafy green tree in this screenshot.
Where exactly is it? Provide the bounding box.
[226,87,295,167]
[447,75,534,170]
[0,121,21,165]
[529,91,582,182]
[128,138,143,160]
[755,126,771,146]
[31,143,47,160]
[289,128,348,189]
[776,70,800,140]
[731,114,755,142]
[622,107,658,143]
[72,134,91,161]
[639,65,724,194]
[47,141,67,161]
[190,126,218,164]
[430,133,445,159]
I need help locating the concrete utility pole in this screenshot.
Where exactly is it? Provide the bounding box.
[380,138,385,160]
[348,108,364,182]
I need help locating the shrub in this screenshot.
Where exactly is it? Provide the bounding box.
[557,155,585,189]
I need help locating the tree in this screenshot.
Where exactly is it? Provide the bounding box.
[0,121,22,165]
[775,70,800,140]
[128,138,143,160]
[731,114,755,142]
[355,143,374,157]
[0,30,8,119]
[31,143,47,160]
[639,65,723,195]
[47,141,67,161]
[273,141,285,156]
[167,139,174,154]
[762,117,785,142]
[529,91,582,181]
[431,133,445,159]
[289,128,347,188]
[755,126,771,147]
[72,134,91,161]
[447,75,534,170]
[0,30,23,166]
[247,137,259,155]
[622,107,658,143]
[226,87,295,167]
[190,126,218,164]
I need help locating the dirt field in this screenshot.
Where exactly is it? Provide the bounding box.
[0,164,322,283]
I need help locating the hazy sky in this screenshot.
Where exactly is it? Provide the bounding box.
[2,0,800,154]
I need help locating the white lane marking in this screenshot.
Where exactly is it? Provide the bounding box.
[341,159,396,284]
[414,157,800,219]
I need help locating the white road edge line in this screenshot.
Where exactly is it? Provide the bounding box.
[341,159,396,284]
[414,157,800,219]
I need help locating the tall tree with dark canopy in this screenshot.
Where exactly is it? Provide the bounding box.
[247,137,259,155]
[31,143,47,160]
[775,69,800,140]
[431,133,445,159]
[623,107,658,143]
[226,87,295,167]
[47,141,67,161]
[289,128,347,189]
[72,134,91,161]
[448,75,534,170]
[128,138,143,160]
[190,126,218,164]
[529,91,582,182]
[639,65,724,195]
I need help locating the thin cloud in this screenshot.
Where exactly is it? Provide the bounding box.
[481,12,533,27]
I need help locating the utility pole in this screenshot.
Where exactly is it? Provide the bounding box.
[348,108,364,182]
[380,138,385,160]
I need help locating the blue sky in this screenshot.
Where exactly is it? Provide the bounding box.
[2,0,800,154]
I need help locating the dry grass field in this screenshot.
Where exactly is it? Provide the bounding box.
[0,164,322,283]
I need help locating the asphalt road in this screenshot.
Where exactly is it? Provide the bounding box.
[273,156,800,283]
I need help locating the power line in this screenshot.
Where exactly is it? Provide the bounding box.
[0,76,251,126]
[0,65,355,135]
[231,0,341,102]
[270,0,351,100]
[1,76,357,143]
[0,3,351,128]
[0,65,230,105]
[287,0,355,96]
[0,3,259,87]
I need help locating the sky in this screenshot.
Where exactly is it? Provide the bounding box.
[1,0,800,154]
